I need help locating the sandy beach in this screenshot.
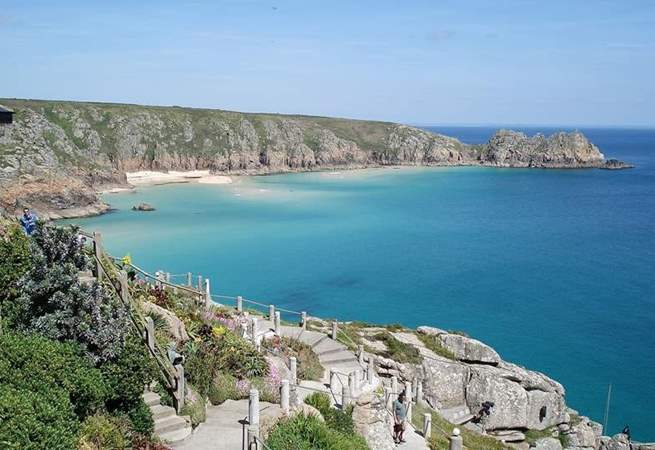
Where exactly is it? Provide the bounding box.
[126,170,233,186]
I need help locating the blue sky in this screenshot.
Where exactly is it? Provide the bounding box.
[1,0,654,126]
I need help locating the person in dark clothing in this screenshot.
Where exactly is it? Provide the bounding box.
[19,208,37,236]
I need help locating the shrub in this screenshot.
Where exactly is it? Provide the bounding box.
[207,372,280,405]
[265,413,369,450]
[180,399,207,428]
[187,329,268,397]
[303,392,355,435]
[264,336,324,381]
[0,385,79,450]
[0,332,107,419]
[8,224,130,363]
[373,332,422,364]
[0,222,32,302]
[304,392,331,412]
[77,414,131,450]
[124,399,154,436]
[101,333,156,411]
[208,372,240,405]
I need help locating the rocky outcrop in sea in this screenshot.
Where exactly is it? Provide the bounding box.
[0,99,631,218]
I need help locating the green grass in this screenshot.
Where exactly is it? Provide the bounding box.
[372,332,422,364]
[525,427,569,448]
[416,333,456,360]
[411,403,509,450]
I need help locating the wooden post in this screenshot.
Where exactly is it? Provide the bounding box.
[93,232,103,282]
[349,371,357,397]
[269,304,275,321]
[423,413,432,438]
[301,311,307,329]
[248,389,260,442]
[187,272,192,287]
[274,311,281,335]
[449,428,463,450]
[331,321,337,340]
[405,380,413,420]
[247,426,258,450]
[289,356,297,386]
[250,317,258,346]
[237,295,243,312]
[145,316,155,353]
[341,383,351,407]
[280,379,290,414]
[175,365,185,413]
[165,272,171,283]
[391,376,398,397]
[197,275,202,291]
[205,278,211,308]
[358,345,364,365]
[118,271,130,302]
[330,369,339,394]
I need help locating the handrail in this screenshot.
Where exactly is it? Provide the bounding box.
[92,253,177,390]
[124,261,204,296]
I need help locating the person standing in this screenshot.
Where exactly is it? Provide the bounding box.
[393,391,408,445]
[19,208,37,236]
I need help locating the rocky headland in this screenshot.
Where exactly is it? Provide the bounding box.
[0,98,631,219]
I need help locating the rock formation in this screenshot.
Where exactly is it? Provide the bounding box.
[132,202,155,211]
[0,98,630,218]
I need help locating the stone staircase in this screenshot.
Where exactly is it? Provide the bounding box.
[143,391,192,443]
[278,326,362,375]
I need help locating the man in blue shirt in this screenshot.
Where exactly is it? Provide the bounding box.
[393,391,407,444]
[20,208,37,236]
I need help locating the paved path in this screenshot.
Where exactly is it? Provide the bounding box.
[172,400,281,450]
[173,322,429,450]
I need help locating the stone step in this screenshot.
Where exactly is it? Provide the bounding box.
[277,327,326,347]
[315,345,351,358]
[311,334,330,349]
[323,360,362,375]
[320,350,359,365]
[313,338,346,355]
[151,404,176,420]
[154,415,189,435]
[159,425,193,444]
[143,391,161,407]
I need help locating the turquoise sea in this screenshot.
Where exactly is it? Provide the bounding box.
[68,127,655,440]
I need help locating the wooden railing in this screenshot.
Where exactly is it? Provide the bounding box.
[84,231,186,413]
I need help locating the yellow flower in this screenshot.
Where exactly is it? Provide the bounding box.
[121,254,132,265]
[212,326,226,337]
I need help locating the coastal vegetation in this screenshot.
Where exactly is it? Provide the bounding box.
[0,221,159,449]
[417,332,456,360]
[264,392,367,450]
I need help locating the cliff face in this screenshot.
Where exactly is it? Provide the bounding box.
[0,99,626,217]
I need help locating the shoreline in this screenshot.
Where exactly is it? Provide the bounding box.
[125,170,234,187]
